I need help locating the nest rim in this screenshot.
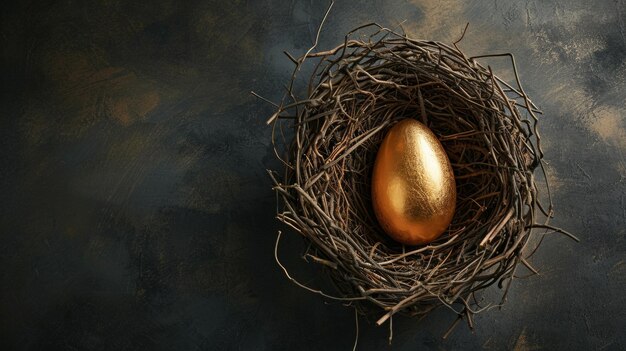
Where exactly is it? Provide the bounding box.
[262,22,575,329]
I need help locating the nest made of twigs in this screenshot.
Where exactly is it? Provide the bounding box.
[260,22,576,331]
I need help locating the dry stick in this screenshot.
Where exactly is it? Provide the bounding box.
[274,231,366,302]
[526,224,580,242]
[352,309,359,351]
[443,315,463,340]
[388,316,393,345]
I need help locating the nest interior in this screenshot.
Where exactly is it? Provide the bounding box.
[265,24,570,328]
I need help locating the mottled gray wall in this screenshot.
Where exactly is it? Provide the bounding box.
[0,0,624,350]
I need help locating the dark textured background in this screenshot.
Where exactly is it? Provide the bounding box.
[1,0,625,350]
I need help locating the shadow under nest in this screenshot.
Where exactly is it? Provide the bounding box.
[261,23,577,332]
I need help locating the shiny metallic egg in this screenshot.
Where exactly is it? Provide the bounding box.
[371,119,456,245]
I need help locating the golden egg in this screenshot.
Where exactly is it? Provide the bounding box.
[371,119,456,245]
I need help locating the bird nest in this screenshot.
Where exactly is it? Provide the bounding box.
[261,23,576,334]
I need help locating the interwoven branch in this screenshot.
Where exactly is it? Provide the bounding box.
[264,23,575,329]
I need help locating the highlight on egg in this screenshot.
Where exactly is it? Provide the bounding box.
[371,119,456,245]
